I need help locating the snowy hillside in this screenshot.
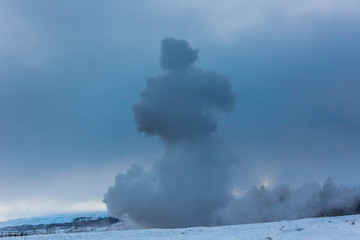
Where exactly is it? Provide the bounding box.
[1,214,359,240]
[0,212,123,237]
[0,212,109,228]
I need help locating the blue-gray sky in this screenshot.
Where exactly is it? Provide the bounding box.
[1,0,360,221]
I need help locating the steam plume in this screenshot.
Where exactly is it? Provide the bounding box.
[214,178,360,225]
[104,37,236,227]
[104,38,360,228]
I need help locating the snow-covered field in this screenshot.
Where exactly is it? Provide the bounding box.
[1,214,359,240]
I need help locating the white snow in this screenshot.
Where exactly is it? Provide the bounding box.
[1,214,359,240]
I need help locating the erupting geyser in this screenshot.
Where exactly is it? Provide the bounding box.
[104,37,236,228]
[104,38,360,228]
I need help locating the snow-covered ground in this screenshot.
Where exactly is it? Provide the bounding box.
[1,214,359,240]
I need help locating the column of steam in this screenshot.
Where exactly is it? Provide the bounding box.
[104,38,236,228]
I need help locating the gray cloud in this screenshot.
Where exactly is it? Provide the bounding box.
[160,38,199,70]
[133,37,235,143]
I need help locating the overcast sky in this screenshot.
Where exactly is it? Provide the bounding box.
[1,0,360,221]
